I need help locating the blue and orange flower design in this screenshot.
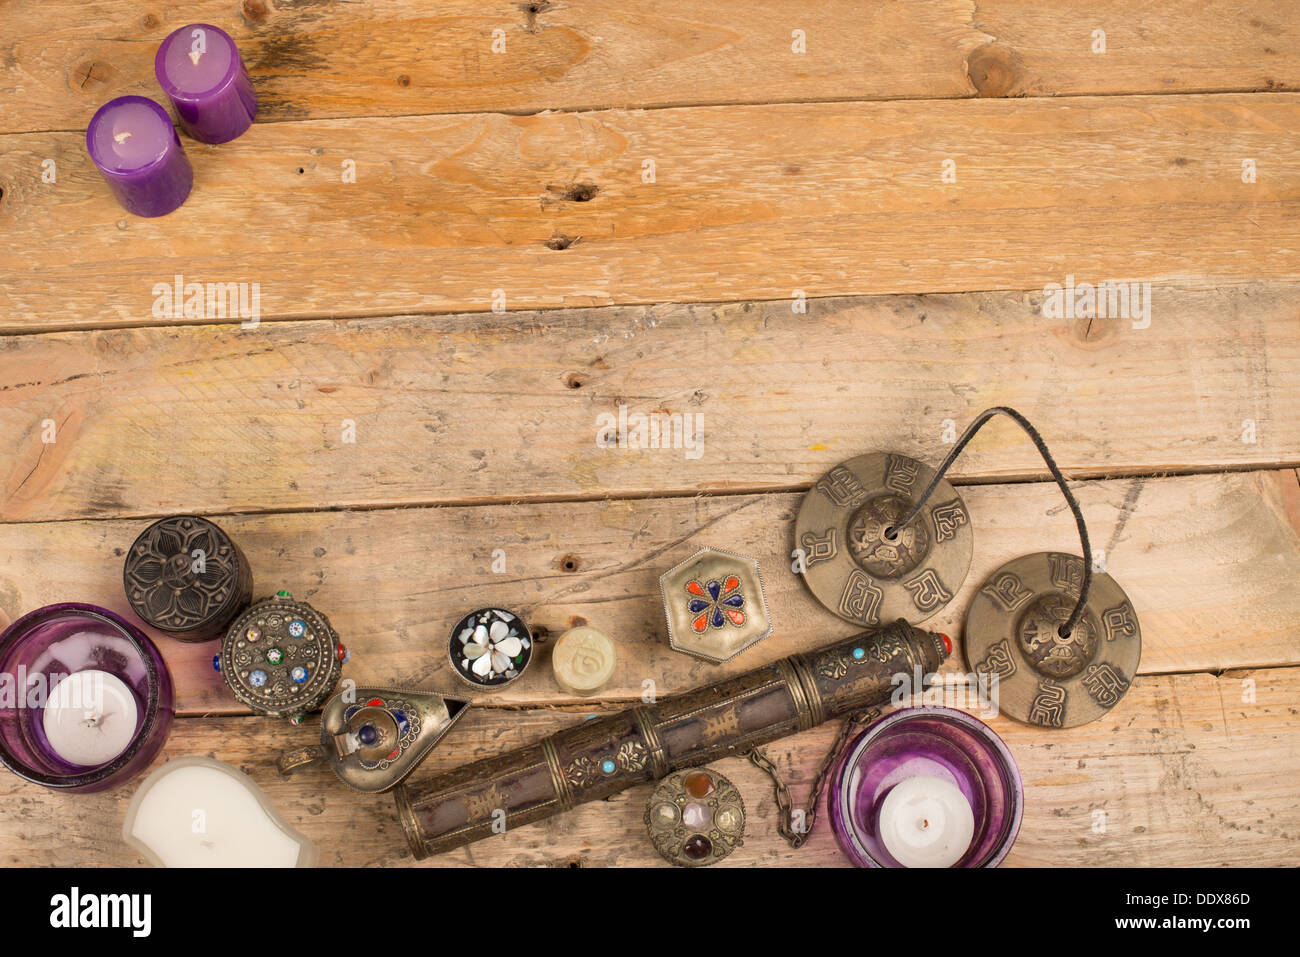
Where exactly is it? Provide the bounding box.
[686,576,746,633]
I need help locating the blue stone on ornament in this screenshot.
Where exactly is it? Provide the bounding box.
[288,619,307,638]
[249,669,268,687]
[290,665,308,684]
[601,759,616,774]
[211,656,221,672]
[358,724,378,746]
[852,647,865,660]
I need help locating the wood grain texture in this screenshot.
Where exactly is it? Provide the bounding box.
[0,469,1295,715]
[2,285,1297,521]
[3,1,1297,134]
[3,94,1298,331]
[0,665,1293,867]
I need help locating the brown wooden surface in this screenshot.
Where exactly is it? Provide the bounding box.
[1,284,1297,522]
[5,0,1297,134]
[0,468,1297,716]
[0,1,1297,869]
[0,665,1293,867]
[3,93,1299,332]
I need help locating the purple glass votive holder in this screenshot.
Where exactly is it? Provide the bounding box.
[86,96,193,217]
[0,603,173,793]
[156,23,258,144]
[829,706,1023,868]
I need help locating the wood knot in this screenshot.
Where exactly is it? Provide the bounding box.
[557,554,582,573]
[966,42,1021,98]
[141,13,160,30]
[545,181,599,203]
[563,372,589,389]
[397,73,411,87]
[545,232,582,250]
[242,0,269,24]
[71,60,114,94]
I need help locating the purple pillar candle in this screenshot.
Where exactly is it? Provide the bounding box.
[828,706,1023,867]
[0,603,174,793]
[155,24,258,144]
[86,96,193,217]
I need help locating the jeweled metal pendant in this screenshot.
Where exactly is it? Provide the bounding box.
[217,591,346,719]
[659,547,772,663]
[796,453,973,626]
[123,515,253,642]
[644,767,745,867]
[964,551,1141,728]
[277,686,470,792]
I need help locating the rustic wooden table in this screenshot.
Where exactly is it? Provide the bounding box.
[0,1,1297,868]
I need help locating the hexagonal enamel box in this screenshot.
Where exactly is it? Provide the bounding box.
[659,547,772,664]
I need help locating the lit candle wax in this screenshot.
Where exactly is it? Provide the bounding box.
[155,24,258,144]
[42,670,139,767]
[86,96,193,217]
[123,758,316,867]
[877,776,975,868]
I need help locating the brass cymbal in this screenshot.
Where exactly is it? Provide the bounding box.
[964,551,1141,729]
[795,452,973,626]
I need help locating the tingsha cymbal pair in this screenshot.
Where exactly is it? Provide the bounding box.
[794,407,1140,729]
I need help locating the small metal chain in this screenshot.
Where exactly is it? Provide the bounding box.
[747,707,880,848]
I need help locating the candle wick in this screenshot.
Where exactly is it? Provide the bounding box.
[113,131,132,145]
[189,50,203,66]
[82,710,106,728]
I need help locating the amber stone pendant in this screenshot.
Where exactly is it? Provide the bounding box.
[217,592,346,719]
[277,686,470,793]
[123,515,253,642]
[795,452,973,626]
[965,551,1141,729]
[659,547,772,663]
[645,767,746,867]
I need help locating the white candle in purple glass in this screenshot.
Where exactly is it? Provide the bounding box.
[43,670,139,766]
[86,96,193,217]
[155,24,258,144]
[877,775,976,868]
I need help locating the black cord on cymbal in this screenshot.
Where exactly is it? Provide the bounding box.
[884,406,1092,639]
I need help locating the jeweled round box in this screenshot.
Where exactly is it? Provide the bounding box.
[218,593,344,719]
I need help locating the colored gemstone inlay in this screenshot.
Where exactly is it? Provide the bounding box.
[683,771,714,798]
[265,647,283,665]
[249,669,267,687]
[682,802,711,829]
[683,834,712,860]
[601,759,616,774]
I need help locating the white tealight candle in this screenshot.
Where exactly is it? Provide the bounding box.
[877,776,975,868]
[43,670,139,767]
[123,758,317,867]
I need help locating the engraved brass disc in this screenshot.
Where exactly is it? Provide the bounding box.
[795,453,973,626]
[964,551,1141,729]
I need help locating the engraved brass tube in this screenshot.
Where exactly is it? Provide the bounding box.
[396,618,948,858]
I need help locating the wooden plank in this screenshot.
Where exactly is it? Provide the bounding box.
[2,94,1298,331]
[0,470,1295,715]
[2,285,1297,521]
[1,665,1294,866]
[4,1,1297,134]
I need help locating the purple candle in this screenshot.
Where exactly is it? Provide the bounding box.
[0,603,173,793]
[155,23,258,144]
[86,96,193,217]
[828,706,1023,867]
